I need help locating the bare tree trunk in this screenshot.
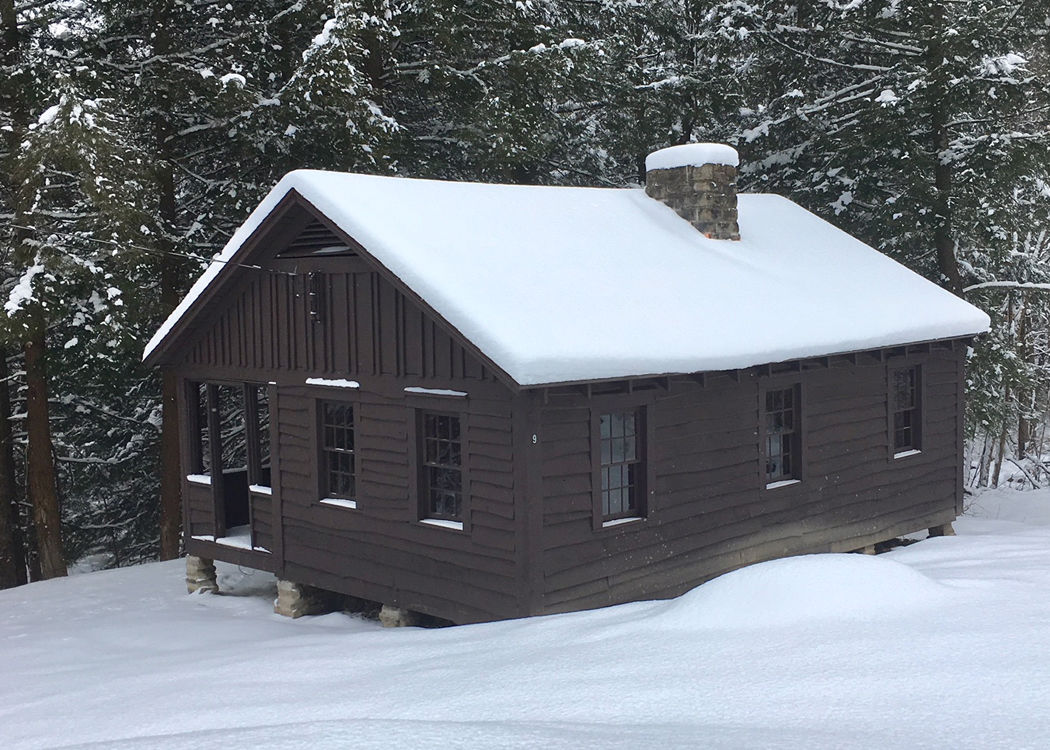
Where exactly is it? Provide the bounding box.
[0,0,28,589]
[992,414,1009,489]
[159,374,181,558]
[157,174,181,559]
[928,2,963,295]
[24,325,64,578]
[24,507,41,582]
[977,432,991,488]
[1017,305,1031,460]
[0,347,25,588]
[151,13,183,561]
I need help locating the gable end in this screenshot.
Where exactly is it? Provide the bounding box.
[146,190,520,390]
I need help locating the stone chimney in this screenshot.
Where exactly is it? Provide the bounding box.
[644,143,740,241]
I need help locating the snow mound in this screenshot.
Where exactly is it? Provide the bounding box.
[645,142,739,170]
[655,553,946,630]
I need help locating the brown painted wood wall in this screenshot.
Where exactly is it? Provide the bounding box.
[174,249,521,623]
[535,345,965,615]
[182,257,498,384]
[273,387,520,623]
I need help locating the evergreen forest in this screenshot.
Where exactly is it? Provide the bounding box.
[1,0,1048,585]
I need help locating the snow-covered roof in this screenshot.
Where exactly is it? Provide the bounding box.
[144,171,990,386]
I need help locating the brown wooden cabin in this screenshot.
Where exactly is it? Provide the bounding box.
[145,144,989,624]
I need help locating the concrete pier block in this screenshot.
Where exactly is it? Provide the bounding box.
[274,580,335,618]
[185,556,218,594]
[378,604,418,628]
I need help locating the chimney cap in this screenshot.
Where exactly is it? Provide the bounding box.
[645,143,739,172]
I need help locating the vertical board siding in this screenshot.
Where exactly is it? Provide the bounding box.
[187,268,500,385]
[538,349,965,615]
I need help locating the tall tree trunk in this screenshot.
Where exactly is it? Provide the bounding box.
[24,324,64,578]
[977,433,991,488]
[158,352,181,558]
[1016,304,1030,460]
[157,160,180,560]
[152,13,183,561]
[992,399,1009,489]
[927,2,963,295]
[0,0,28,588]
[0,347,25,588]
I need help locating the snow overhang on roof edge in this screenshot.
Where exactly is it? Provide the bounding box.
[144,171,991,385]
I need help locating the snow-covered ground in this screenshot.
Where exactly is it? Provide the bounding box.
[3,488,1050,749]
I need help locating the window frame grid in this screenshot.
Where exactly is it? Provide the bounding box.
[420,411,464,522]
[759,379,804,489]
[598,410,644,522]
[590,393,654,531]
[319,400,357,501]
[889,363,923,458]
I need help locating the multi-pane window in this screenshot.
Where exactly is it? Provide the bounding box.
[765,387,798,484]
[422,413,462,520]
[892,366,921,453]
[600,410,643,520]
[321,401,355,498]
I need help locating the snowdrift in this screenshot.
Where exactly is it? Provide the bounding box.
[653,552,948,630]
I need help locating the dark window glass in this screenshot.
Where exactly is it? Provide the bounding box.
[765,387,798,483]
[321,401,355,498]
[600,410,643,520]
[422,413,462,520]
[892,366,921,452]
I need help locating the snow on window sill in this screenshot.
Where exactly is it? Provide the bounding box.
[602,516,643,528]
[404,386,468,398]
[894,449,922,459]
[420,518,464,531]
[305,377,360,389]
[249,484,272,495]
[320,497,357,510]
[186,474,211,485]
[766,479,801,490]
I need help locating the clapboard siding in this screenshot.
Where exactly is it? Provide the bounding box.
[185,484,213,536]
[273,390,520,623]
[251,494,273,551]
[537,347,965,615]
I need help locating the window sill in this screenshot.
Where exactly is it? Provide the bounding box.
[186,474,211,485]
[249,484,273,496]
[404,386,468,398]
[765,479,801,490]
[602,516,644,529]
[305,377,360,389]
[420,518,464,531]
[320,497,358,510]
[894,449,922,459]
